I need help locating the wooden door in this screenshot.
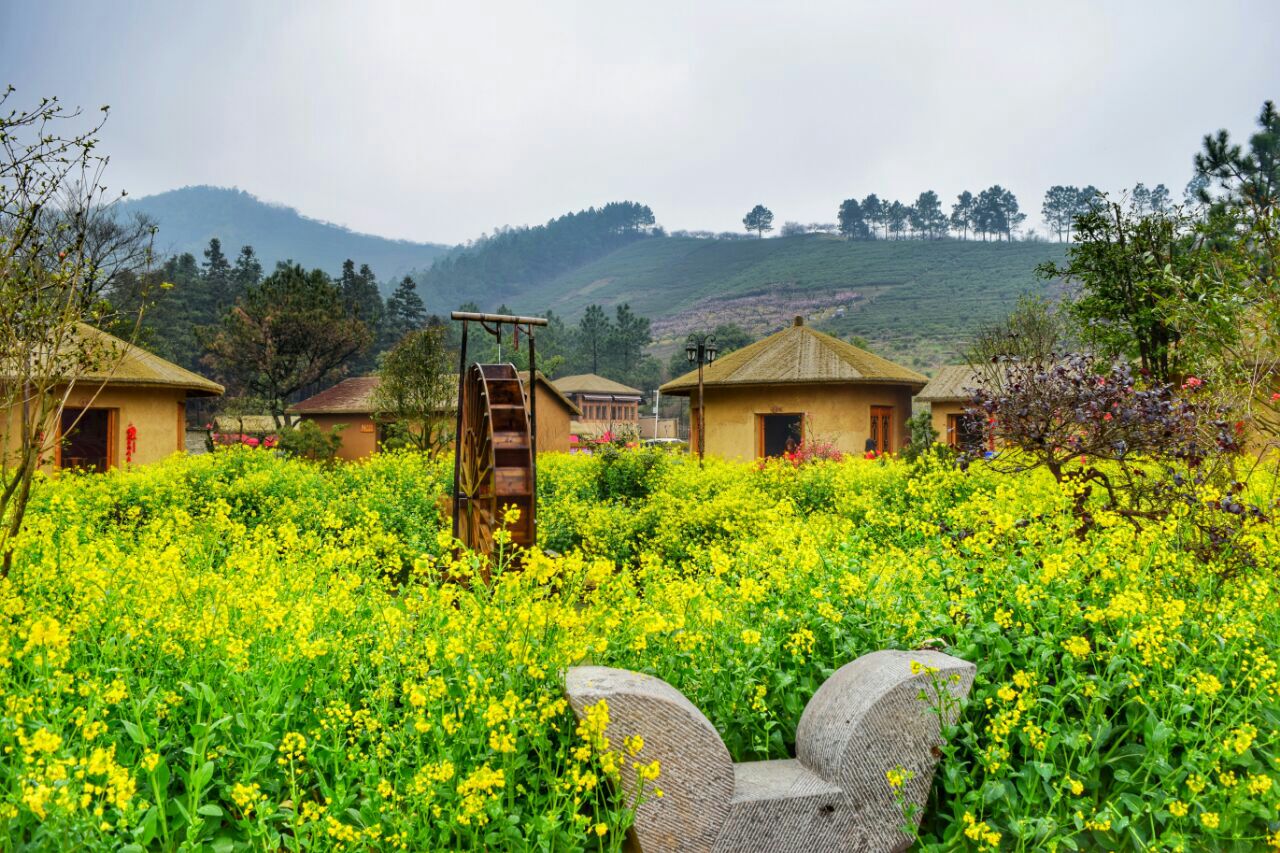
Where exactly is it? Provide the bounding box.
[870,406,893,455]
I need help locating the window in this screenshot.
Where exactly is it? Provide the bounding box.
[59,408,115,472]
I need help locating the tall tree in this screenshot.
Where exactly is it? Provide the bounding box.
[973,186,1006,240]
[232,245,263,295]
[1194,99,1280,214]
[202,238,234,315]
[886,200,909,239]
[950,191,975,240]
[576,304,612,374]
[862,194,886,239]
[1131,182,1172,215]
[372,326,455,457]
[911,190,946,239]
[0,91,156,572]
[1071,186,1103,236]
[1042,185,1078,241]
[608,303,653,382]
[337,259,384,370]
[1038,202,1193,383]
[742,204,775,238]
[203,263,372,427]
[382,275,428,348]
[837,197,870,239]
[1001,188,1026,240]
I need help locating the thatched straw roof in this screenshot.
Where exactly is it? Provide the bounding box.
[660,317,927,395]
[76,324,223,397]
[916,365,984,403]
[289,372,579,416]
[290,376,382,415]
[552,373,643,397]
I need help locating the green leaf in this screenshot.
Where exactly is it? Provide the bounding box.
[197,803,224,817]
[122,719,146,745]
[195,760,216,788]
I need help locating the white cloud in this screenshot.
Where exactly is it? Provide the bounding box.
[2,0,1277,243]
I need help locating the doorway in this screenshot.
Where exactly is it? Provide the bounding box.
[947,413,984,453]
[59,407,115,472]
[759,413,803,458]
[869,406,893,455]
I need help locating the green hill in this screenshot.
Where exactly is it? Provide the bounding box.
[499,234,1067,371]
[119,186,450,289]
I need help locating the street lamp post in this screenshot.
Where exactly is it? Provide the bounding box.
[685,333,717,461]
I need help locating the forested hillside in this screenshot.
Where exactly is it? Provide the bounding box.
[119,186,449,286]
[415,201,658,306]
[440,234,1067,371]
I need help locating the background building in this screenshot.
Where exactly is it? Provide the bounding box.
[916,365,985,451]
[551,374,644,439]
[289,372,579,460]
[660,317,926,460]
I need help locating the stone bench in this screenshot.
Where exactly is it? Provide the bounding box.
[566,649,975,853]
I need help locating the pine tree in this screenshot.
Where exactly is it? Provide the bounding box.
[886,201,909,239]
[608,303,652,383]
[382,276,427,348]
[837,198,869,239]
[862,194,886,239]
[202,238,233,314]
[950,191,975,240]
[232,245,263,296]
[576,305,612,374]
[1195,99,1279,212]
[742,204,775,238]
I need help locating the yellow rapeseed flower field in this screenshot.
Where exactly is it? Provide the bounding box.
[0,447,1277,850]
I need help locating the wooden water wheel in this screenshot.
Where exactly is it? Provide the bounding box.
[454,363,535,557]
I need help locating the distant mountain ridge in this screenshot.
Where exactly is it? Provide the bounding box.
[118,186,450,289]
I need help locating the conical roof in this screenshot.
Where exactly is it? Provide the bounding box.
[75,324,224,396]
[916,365,984,402]
[660,317,927,395]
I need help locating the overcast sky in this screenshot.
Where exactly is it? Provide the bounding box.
[3,1,1278,245]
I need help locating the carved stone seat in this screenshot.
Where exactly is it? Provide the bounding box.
[565,649,975,853]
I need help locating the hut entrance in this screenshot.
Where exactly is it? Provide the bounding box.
[948,413,984,453]
[59,407,115,472]
[759,413,803,458]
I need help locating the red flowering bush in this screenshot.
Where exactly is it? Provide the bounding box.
[786,438,843,466]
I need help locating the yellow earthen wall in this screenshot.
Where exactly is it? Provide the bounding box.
[4,385,190,471]
[691,383,917,460]
[533,392,573,453]
[299,414,378,461]
[930,401,967,446]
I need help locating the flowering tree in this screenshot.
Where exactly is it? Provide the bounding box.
[968,355,1265,554]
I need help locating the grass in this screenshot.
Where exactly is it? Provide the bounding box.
[507,234,1067,371]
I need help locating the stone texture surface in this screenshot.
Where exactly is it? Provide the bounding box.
[565,666,734,853]
[716,759,845,852]
[565,650,976,853]
[795,650,977,852]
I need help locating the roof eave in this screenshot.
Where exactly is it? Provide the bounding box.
[660,377,927,394]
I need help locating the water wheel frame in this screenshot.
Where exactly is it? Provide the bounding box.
[453,363,535,566]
